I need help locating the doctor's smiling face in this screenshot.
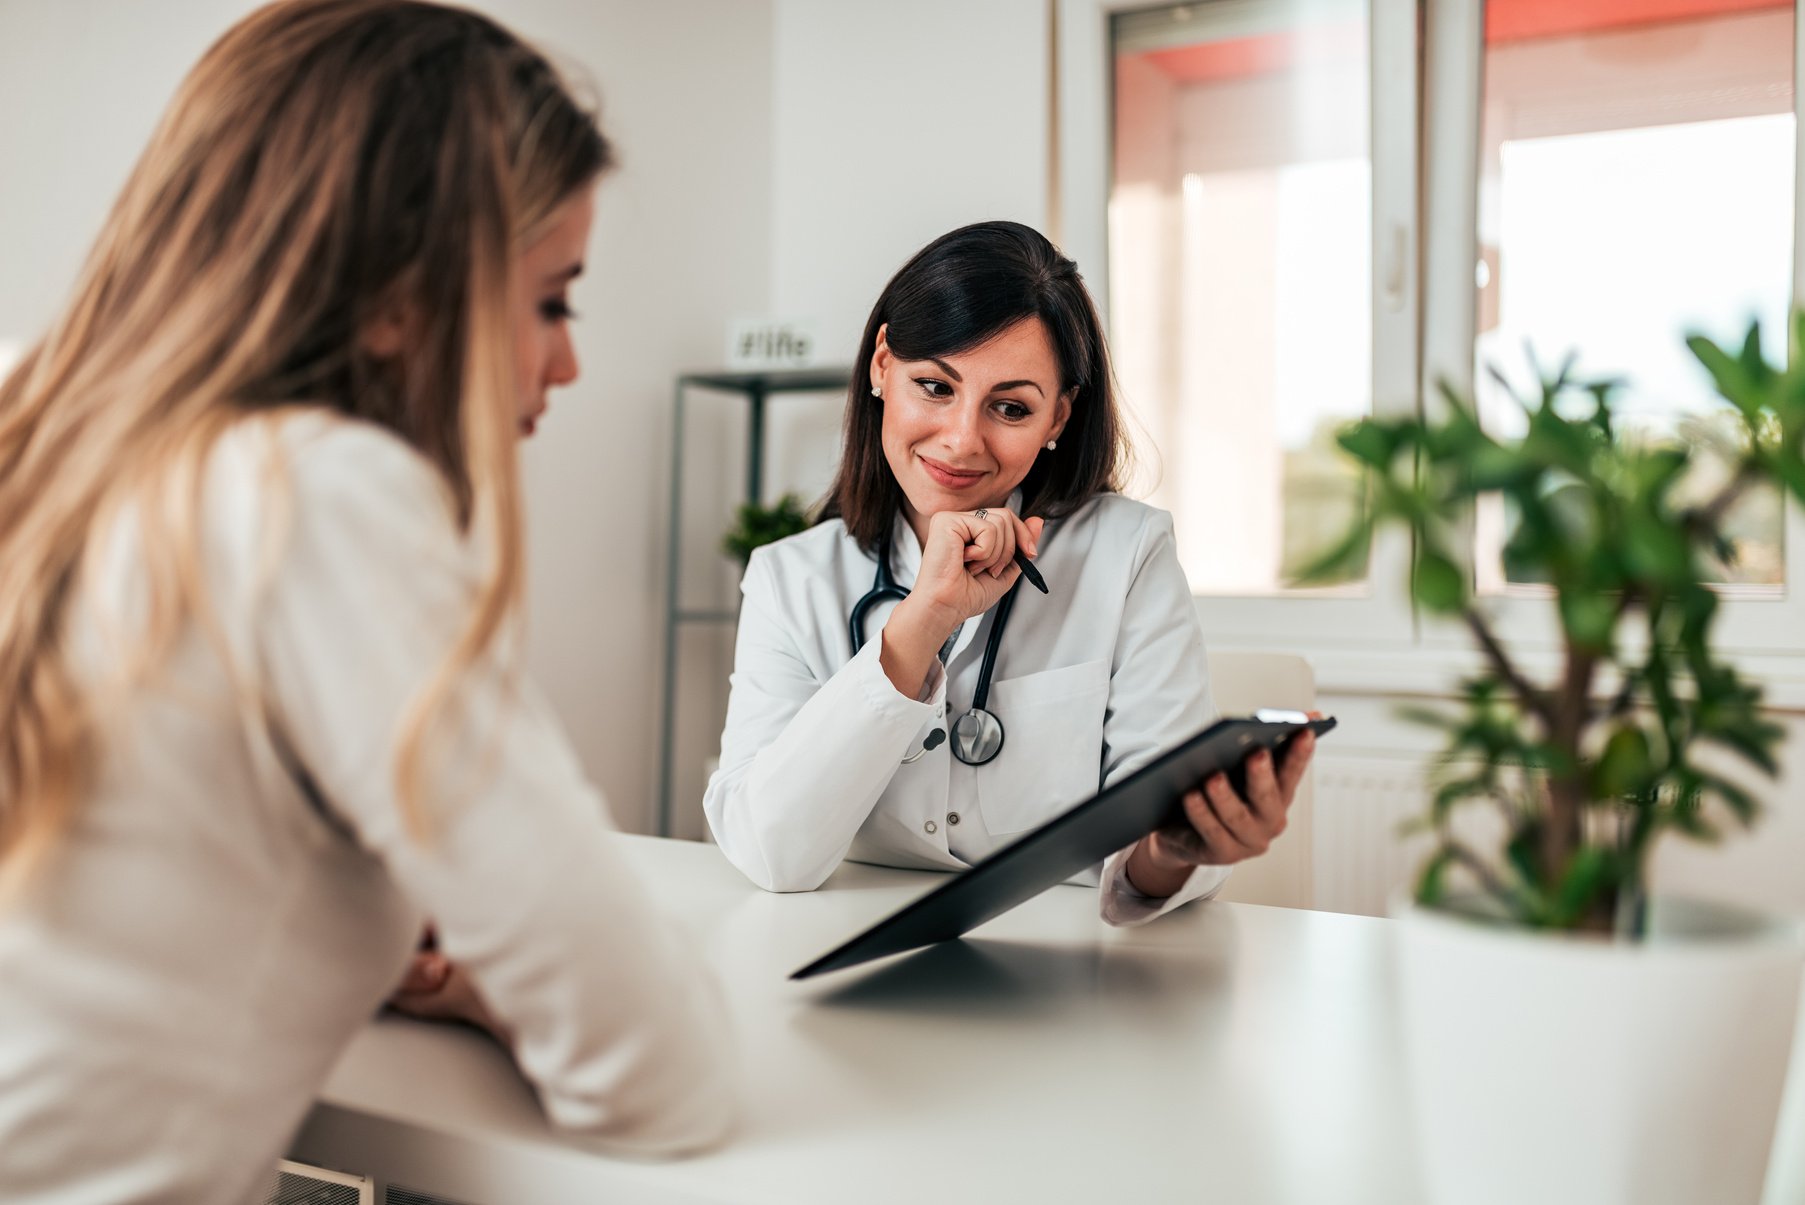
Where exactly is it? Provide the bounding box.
[871,316,1072,539]
[826,221,1124,555]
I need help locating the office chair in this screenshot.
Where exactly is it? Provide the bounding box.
[1204,650,1317,909]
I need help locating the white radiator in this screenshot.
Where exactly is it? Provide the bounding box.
[259,1158,474,1205]
[1313,754,1439,917]
[261,1159,372,1205]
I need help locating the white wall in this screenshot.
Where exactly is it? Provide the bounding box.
[769,0,1053,364]
[0,0,775,836]
[509,0,774,836]
[747,0,1057,560]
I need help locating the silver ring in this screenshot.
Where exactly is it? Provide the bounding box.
[973,508,988,520]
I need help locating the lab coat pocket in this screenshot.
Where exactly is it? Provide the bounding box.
[976,658,1110,834]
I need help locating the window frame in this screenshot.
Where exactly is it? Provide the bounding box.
[1419,0,1805,663]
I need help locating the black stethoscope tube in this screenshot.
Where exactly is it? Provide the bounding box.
[850,545,1018,766]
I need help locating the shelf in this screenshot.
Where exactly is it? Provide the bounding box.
[658,366,852,837]
[678,367,851,393]
[673,608,739,625]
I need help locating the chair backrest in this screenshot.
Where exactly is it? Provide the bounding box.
[1205,650,1316,909]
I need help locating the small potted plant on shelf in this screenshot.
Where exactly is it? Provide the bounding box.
[1310,317,1805,1205]
[721,492,811,568]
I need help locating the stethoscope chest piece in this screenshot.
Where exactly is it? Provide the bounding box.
[950,706,1004,765]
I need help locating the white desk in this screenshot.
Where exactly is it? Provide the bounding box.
[288,835,1805,1205]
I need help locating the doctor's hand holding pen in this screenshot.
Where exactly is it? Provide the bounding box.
[1123,713,1322,899]
[879,506,1044,699]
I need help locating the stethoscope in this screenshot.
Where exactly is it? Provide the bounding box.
[849,546,1022,766]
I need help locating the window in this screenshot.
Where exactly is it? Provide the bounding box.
[1473,0,1796,594]
[1110,0,1374,595]
[1064,0,1805,675]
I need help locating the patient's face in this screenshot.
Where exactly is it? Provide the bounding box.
[869,316,1071,528]
[510,185,595,439]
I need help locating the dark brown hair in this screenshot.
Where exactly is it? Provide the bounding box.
[820,220,1128,552]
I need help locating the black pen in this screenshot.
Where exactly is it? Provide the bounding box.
[1014,550,1048,594]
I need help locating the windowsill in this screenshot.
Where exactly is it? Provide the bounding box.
[1205,630,1805,714]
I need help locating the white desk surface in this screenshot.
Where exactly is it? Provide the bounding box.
[289,834,1805,1205]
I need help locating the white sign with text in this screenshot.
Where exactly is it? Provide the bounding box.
[725,318,820,370]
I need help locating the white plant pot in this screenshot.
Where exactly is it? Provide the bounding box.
[1395,895,1805,1205]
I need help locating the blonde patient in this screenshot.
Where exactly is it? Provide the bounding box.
[0,3,731,1201]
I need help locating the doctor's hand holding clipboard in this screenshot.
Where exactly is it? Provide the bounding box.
[1124,723,1319,899]
[700,220,1317,925]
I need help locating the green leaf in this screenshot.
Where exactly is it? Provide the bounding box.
[721,493,812,565]
[1292,514,1373,587]
[1593,725,1653,799]
[1551,846,1615,928]
[1622,514,1693,585]
[1432,776,1494,824]
[1628,447,1688,499]
[1689,333,1762,419]
[1696,772,1761,827]
[1338,421,1407,469]
[1738,321,1775,392]
[1465,441,1537,491]
[1679,583,1718,630]
[1412,548,1466,614]
[1416,848,1456,908]
[1698,720,1782,777]
[1668,801,1720,842]
[1524,407,1598,476]
[1766,450,1805,508]
[1434,376,1481,420]
[1506,827,1541,892]
[1395,704,1458,731]
[1558,590,1617,651]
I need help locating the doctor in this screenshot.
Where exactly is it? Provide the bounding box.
[703,221,1315,922]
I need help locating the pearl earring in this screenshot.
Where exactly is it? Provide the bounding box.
[871,386,882,398]
[1045,439,1057,451]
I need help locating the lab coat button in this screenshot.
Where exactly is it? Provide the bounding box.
[947,812,961,825]
[924,820,938,835]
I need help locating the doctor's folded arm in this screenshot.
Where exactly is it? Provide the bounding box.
[702,221,1316,922]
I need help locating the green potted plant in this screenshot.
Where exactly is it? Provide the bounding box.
[721,492,811,568]
[1312,318,1805,1205]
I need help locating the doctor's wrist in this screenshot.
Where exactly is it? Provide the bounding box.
[878,602,950,699]
[1124,835,1193,899]
[890,595,961,646]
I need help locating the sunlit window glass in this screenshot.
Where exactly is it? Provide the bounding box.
[1474,0,1795,590]
[1110,0,1372,595]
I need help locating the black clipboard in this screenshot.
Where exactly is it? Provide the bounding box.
[790,714,1336,980]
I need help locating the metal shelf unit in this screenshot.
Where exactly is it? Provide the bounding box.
[657,367,850,837]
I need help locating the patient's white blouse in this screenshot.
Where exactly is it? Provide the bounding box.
[0,412,732,1205]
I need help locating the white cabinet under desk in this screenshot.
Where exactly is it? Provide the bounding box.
[286,833,1805,1205]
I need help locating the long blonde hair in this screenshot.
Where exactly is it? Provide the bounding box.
[0,0,611,887]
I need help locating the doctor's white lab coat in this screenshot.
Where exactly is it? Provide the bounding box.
[702,492,1229,924]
